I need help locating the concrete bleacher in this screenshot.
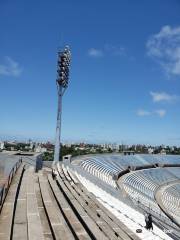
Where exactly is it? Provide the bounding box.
[69,154,180,239]
[121,168,180,202]
[26,167,44,240]
[59,164,140,240]
[13,165,28,240]
[1,154,179,240]
[74,170,174,240]
[0,161,144,240]
[61,165,139,240]
[81,158,117,187]
[155,181,180,227]
[50,174,107,239]
[162,191,180,215]
[141,168,178,186]
[39,173,75,240]
[119,169,180,225]
[0,163,25,240]
[122,171,158,200]
[117,167,180,234]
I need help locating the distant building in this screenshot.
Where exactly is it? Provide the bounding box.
[35,144,43,153]
[64,143,72,147]
[35,145,47,153]
[90,147,96,153]
[160,149,166,155]
[123,150,135,155]
[41,147,47,153]
[0,141,4,150]
[148,148,154,154]
[29,141,34,150]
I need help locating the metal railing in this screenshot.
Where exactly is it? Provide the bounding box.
[132,195,179,230]
[0,158,22,213]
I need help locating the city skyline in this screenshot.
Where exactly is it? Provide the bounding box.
[0,1,180,145]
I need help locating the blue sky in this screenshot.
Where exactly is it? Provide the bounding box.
[0,0,180,145]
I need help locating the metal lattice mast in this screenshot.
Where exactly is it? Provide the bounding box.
[53,46,71,166]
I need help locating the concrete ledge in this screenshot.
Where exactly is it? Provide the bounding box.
[0,164,24,240]
[27,168,44,240]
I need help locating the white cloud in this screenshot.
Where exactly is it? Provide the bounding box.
[137,109,151,116]
[137,109,166,117]
[146,25,180,76]
[150,91,178,103]
[0,57,22,77]
[88,44,126,58]
[88,48,103,57]
[155,109,166,117]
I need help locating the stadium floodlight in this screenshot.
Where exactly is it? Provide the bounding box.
[53,46,71,167]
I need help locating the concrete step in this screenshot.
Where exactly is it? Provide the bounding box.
[56,176,109,240]
[34,174,53,240]
[0,164,25,240]
[60,178,119,240]
[13,167,28,240]
[39,173,75,240]
[27,167,45,240]
[65,168,140,240]
[71,181,135,240]
[48,174,92,240]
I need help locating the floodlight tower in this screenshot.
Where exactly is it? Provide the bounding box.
[53,46,71,167]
